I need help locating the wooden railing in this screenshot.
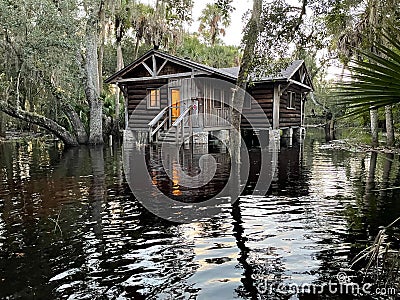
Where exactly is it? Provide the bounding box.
[148,106,170,143]
[172,105,194,143]
[205,108,231,127]
[148,105,194,143]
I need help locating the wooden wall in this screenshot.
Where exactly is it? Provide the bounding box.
[125,79,168,130]
[122,77,304,132]
[243,82,304,130]
[279,84,302,128]
[241,82,274,129]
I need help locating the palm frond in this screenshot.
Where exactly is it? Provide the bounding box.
[334,27,400,116]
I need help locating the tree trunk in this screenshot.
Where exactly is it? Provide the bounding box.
[324,119,336,141]
[85,17,104,145]
[113,28,124,138]
[0,100,78,146]
[134,37,141,59]
[329,118,335,140]
[370,107,378,147]
[385,105,394,147]
[0,112,5,137]
[231,0,262,162]
[98,1,106,93]
[62,104,88,144]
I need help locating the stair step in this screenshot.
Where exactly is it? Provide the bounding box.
[157,132,191,143]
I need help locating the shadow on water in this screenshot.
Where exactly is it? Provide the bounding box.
[0,128,399,299]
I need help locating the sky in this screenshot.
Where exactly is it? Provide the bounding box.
[190,0,253,46]
[138,0,252,46]
[139,0,341,79]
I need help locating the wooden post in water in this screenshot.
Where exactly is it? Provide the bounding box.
[181,120,184,144]
[189,107,193,144]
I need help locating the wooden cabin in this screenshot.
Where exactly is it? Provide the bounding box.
[105,50,313,145]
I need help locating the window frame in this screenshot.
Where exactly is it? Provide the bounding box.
[147,88,161,109]
[287,91,296,110]
[242,93,252,109]
[213,88,222,108]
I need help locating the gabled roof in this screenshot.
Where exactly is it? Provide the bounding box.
[105,49,237,83]
[105,49,313,90]
[218,60,306,81]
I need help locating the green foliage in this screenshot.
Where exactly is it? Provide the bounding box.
[215,0,235,21]
[0,0,85,125]
[335,28,400,116]
[251,0,332,75]
[176,34,240,68]
[198,2,231,46]
[324,0,400,65]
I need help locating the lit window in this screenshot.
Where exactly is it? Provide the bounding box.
[288,92,296,109]
[147,89,160,109]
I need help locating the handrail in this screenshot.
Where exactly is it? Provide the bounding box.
[150,118,168,137]
[172,105,193,127]
[148,106,169,127]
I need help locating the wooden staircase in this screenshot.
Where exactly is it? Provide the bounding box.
[148,105,194,144]
[158,127,191,143]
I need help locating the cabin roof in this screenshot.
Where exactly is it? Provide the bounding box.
[105,49,313,90]
[104,49,237,83]
[218,60,305,81]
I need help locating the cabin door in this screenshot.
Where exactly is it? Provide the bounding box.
[170,88,181,124]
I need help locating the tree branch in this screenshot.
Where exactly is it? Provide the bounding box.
[0,100,78,146]
[293,0,307,31]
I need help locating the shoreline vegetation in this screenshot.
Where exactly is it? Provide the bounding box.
[1,128,399,155]
[320,139,400,155]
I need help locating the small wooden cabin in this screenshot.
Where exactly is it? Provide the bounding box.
[105,50,313,144]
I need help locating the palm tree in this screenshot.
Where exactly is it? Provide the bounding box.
[333,0,399,146]
[198,3,231,46]
[336,28,400,125]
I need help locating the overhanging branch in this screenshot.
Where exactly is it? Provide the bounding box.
[0,100,78,146]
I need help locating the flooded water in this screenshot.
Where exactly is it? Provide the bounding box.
[0,129,399,299]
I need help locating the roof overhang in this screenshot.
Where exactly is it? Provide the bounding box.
[105,49,237,84]
[288,79,313,91]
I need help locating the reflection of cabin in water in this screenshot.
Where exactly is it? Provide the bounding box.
[105,49,314,144]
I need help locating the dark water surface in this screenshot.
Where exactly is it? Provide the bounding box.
[0,130,399,299]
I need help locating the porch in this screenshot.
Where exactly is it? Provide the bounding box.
[146,97,232,145]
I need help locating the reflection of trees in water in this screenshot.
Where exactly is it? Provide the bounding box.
[232,138,400,299]
[315,151,400,290]
[232,143,308,299]
[271,143,310,197]
[2,135,399,299]
[344,152,400,238]
[59,146,199,299]
[0,142,90,298]
[0,143,201,299]
[232,200,287,300]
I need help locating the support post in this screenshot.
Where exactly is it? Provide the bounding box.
[181,121,184,143]
[273,84,280,130]
[148,127,152,144]
[189,108,193,144]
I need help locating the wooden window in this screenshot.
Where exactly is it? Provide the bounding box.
[214,88,222,108]
[243,93,252,109]
[288,91,296,109]
[224,89,232,107]
[147,88,160,109]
